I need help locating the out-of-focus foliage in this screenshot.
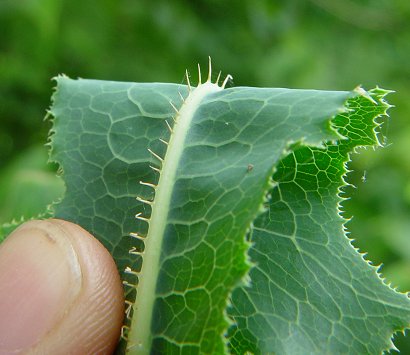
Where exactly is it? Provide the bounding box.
[1,0,409,352]
[0,146,63,224]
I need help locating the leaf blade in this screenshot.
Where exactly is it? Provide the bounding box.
[228,90,410,355]
[143,86,353,353]
[48,77,409,355]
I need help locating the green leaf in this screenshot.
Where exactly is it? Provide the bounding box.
[48,72,409,354]
[228,89,410,354]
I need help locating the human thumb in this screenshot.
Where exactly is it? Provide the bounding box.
[0,219,124,355]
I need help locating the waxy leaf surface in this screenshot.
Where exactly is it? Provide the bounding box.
[49,78,410,354]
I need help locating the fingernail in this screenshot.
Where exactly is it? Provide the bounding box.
[0,220,82,353]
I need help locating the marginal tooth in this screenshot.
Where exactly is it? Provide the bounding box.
[169,100,179,113]
[165,120,173,133]
[207,56,212,82]
[125,303,133,319]
[159,138,169,146]
[125,266,140,276]
[222,74,233,89]
[198,63,202,84]
[130,232,144,240]
[129,247,144,256]
[136,196,153,205]
[178,91,185,102]
[149,165,161,173]
[121,325,130,340]
[216,71,222,86]
[185,69,191,92]
[44,110,52,120]
[147,148,164,163]
[135,212,150,223]
[139,181,157,189]
[122,280,136,288]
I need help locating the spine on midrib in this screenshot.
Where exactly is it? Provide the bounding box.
[127,82,222,354]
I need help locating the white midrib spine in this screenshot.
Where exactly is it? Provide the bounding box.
[127,82,222,354]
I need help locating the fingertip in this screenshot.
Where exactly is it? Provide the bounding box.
[0,219,124,355]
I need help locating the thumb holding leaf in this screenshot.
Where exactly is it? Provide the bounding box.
[0,219,124,355]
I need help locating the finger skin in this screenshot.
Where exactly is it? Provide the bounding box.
[2,219,124,355]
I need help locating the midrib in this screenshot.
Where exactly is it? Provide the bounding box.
[127,82,222,354]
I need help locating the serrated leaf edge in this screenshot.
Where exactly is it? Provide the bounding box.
[337,89,410,354]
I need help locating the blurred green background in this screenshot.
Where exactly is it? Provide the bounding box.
[0,0,409,351]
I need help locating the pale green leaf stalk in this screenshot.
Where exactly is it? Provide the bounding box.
[127,65,231,352]
[43,61,410,354]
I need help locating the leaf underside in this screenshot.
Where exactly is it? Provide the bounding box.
[228,91,410,355]
[47,77,409,355]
